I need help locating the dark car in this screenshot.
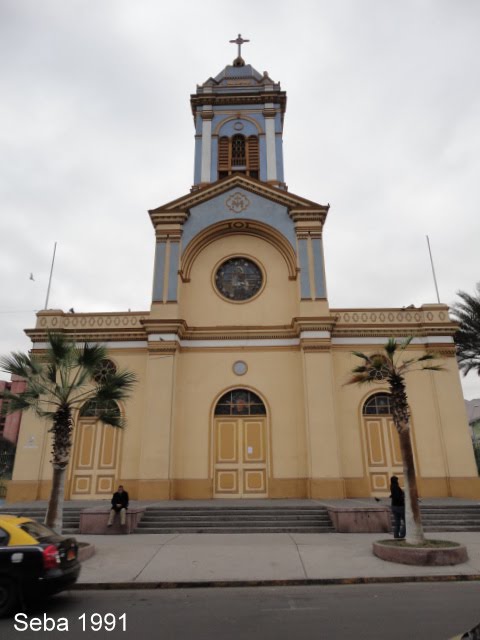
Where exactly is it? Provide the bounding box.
[0,515,81,617]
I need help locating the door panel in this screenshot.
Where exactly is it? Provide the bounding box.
[214,417,267,498]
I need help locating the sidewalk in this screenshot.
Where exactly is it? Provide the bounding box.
[75,531,480,587]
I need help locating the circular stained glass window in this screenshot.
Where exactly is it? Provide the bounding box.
[215,257,263,301]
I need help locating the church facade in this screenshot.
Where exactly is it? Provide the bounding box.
[7,50,480,503]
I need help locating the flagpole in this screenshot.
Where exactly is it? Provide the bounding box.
[426,235,441,303]
[44,241,57,310]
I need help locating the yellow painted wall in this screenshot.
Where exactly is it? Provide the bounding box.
[179,234,298,325]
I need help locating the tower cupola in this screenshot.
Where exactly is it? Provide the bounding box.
[190,35,287,190]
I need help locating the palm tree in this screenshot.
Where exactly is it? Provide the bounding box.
[451,283,480,377]
[0,333,136,532]
[346,337,443,545]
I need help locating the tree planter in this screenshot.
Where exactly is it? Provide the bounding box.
[373,540,468,566]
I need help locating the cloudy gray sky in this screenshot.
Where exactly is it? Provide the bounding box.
[1,0,479,398]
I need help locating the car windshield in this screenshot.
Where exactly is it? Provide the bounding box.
[18,521,60,542]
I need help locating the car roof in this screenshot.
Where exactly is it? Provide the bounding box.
[0,515,34,525]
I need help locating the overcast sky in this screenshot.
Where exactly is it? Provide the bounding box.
[1,0,479,399]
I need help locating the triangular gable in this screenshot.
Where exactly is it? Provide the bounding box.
[148,174,329,216]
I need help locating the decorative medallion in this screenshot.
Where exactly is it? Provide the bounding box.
[233,361,248,376]
[215,257,263,301]
[233,121,244,131]
[226,191,250,214]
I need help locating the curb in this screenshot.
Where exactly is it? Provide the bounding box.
[72,574,480,590]
[78,543,96,563]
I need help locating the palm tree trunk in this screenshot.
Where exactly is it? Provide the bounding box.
[398,424,425,545]
[45,465,66,533]
[45,406,73,533]
[390,373,425,545]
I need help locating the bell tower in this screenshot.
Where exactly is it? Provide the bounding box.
[191,35,287,189]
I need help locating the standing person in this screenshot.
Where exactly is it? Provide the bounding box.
[107,485,129,527]
[390,476,405,539]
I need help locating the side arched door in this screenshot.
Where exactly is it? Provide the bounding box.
[69,400,122,500]
[362,393,405,496]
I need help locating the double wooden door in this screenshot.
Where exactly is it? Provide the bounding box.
[214,417,268,497]
[69,418,121,499]
[364,416,404,496]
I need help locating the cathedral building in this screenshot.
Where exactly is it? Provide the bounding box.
[7,44,479,503]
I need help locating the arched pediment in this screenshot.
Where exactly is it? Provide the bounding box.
[180,219,298,282]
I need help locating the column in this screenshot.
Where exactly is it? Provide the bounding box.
[301,345,344,498]
[138,348,177,499]
[152,241,167,302]
[200,110,214,184]
[264,104,277,182]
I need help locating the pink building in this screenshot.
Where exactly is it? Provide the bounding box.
[0,376,26,445]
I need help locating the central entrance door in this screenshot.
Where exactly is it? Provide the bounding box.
[213,389,268,498]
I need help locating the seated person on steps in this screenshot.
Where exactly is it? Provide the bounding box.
[107,485,129,527]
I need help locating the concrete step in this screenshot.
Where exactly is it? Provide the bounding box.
[134,526,331,534]
[142,507,326,515]
[140,515,332,522]
[424,526,480,532]
[137,520,333,529]
[135,505,334,534]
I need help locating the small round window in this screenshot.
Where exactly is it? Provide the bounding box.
[93,359,117,384]
[215,257,263,301]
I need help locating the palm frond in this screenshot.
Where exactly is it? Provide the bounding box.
[0,351,42,379]
[46,332,75,365]
[345,373,373,385]
[421,365,444,372]
[384,338,398,359]
[451,284,480,376]
[399,336,414,350]
[351,351,371,362]
[96,411,126,429]
[76,342,108,372]
[416,353,438,362]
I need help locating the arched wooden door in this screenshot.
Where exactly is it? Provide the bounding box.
[362,393,405,496]
[68,400,122,500]
[213,389,268,498]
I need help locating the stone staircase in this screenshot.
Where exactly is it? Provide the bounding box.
[134,505,334,534]
[1,506,82,535]
[420,504,480,532]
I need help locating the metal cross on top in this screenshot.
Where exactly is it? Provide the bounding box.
[229,34,250,58]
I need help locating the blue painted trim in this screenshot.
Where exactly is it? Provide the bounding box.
[298,239,310,299]
[259,136,267,182]
[152,242,166,302]
[312,238,326,298]
[167,242,180,301]
[194,137,202,185]
[275,135,284,182]
[211,136,218,182]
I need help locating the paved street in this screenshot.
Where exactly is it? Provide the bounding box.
[1,583,480,640]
